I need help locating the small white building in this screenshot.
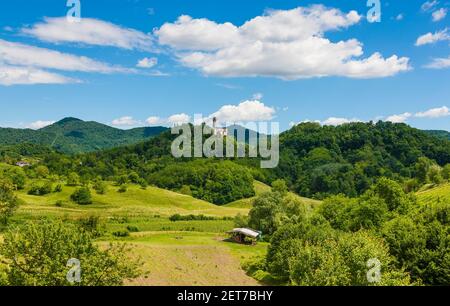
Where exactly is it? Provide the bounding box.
[15,161,31,168]
[212,117,228,137]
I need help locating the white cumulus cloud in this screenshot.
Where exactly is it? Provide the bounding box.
[415,29,449,46]
[432,8,447,22]
[415,106,449,118]
[0,65,76,86]
[167,113,191,125]
[421,1,439,12]
[425,55,450,69]
[0,39,131,74]
[322,117,362,126]
[27,120,56,129]
[146,116,162,125]
[155,5,410,80]
[137,57,158,68]
[208,100,275,124]
[112,116,139,126]
[22,17,153,50]
[385,112,412,123]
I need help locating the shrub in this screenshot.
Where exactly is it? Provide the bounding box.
[27,182,53,196]
[112,230,130,237]
[0,180,19,225]
[126,225,139,233]
[54,184,63,193]
[77,216,103,237]
[0,220,139,285]
[71,187,93,205]
[66,172,79,186]
[93,180,107,195]
[169,214,217,221]
[118,185,128,193]
[179,185,192,196]
[234,213,249,228]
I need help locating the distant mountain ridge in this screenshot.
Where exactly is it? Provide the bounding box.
[424,130,450,140]
[0,118,167,154]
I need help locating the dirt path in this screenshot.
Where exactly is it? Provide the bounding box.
[127,243,260,286]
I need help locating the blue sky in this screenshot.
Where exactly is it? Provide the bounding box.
[0,0,449,131]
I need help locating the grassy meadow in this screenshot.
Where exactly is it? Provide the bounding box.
[6,174,272,286]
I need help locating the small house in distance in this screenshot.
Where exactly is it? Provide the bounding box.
[227,228,261,245]
[15,161,31,168]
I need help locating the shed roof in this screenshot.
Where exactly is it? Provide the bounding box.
[227,228,261,238]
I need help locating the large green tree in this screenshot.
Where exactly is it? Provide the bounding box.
[0,221,140,286]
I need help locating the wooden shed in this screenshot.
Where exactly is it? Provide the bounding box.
[227,228,261,245]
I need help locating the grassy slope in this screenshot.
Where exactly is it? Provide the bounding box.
[15,183,248,220]
[11,180,266,286]
[416,183,450,205]
[224,181,322,208]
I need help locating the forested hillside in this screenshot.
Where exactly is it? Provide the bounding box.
[30,121,450,203]
[0,117,167,154]
[424,130,450,140]
[274,121,450,199]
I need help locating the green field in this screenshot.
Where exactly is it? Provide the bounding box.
[416,183,450,205]
[8,179,269,286]
[224,181,322,209]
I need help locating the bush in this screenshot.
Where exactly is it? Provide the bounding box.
[55,200,64,207]
[66,172,79,186]
[93,180,107,195]
[443,164,450,180]
[137,178,148,189]
[179,185,192,196]
[71,187,93,205]
[0,181,19,225]
[112,230,130,237]
[126,225,139,233]
[54,184,63,193]
[27,182,53,196]
[118,185,128,193]
[77,216,103,237]
[169,214,217,222]
[0,220,139,285]
[234,213,249,228]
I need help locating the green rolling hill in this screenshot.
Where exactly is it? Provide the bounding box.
[0,117,167,154]
[424,130,450,141]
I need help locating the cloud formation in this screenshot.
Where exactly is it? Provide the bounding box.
[385,112,412,123]
[167,113,191,125]
[0,38,135,85]
[432,8,447,22]
[0,65,75,86]
[322,117,362,126]
[155,5,410,79]
[415,106,449,118]
[27,120,56,129]
[22,17,153,50]
[137,57,158,68]
[0,39,129,74]
[425,55,450,69]
[415,29,449,46]
[146,116,162,125]
[208,100,275,124]
[111,116,139,126]
[421,1,439,12]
